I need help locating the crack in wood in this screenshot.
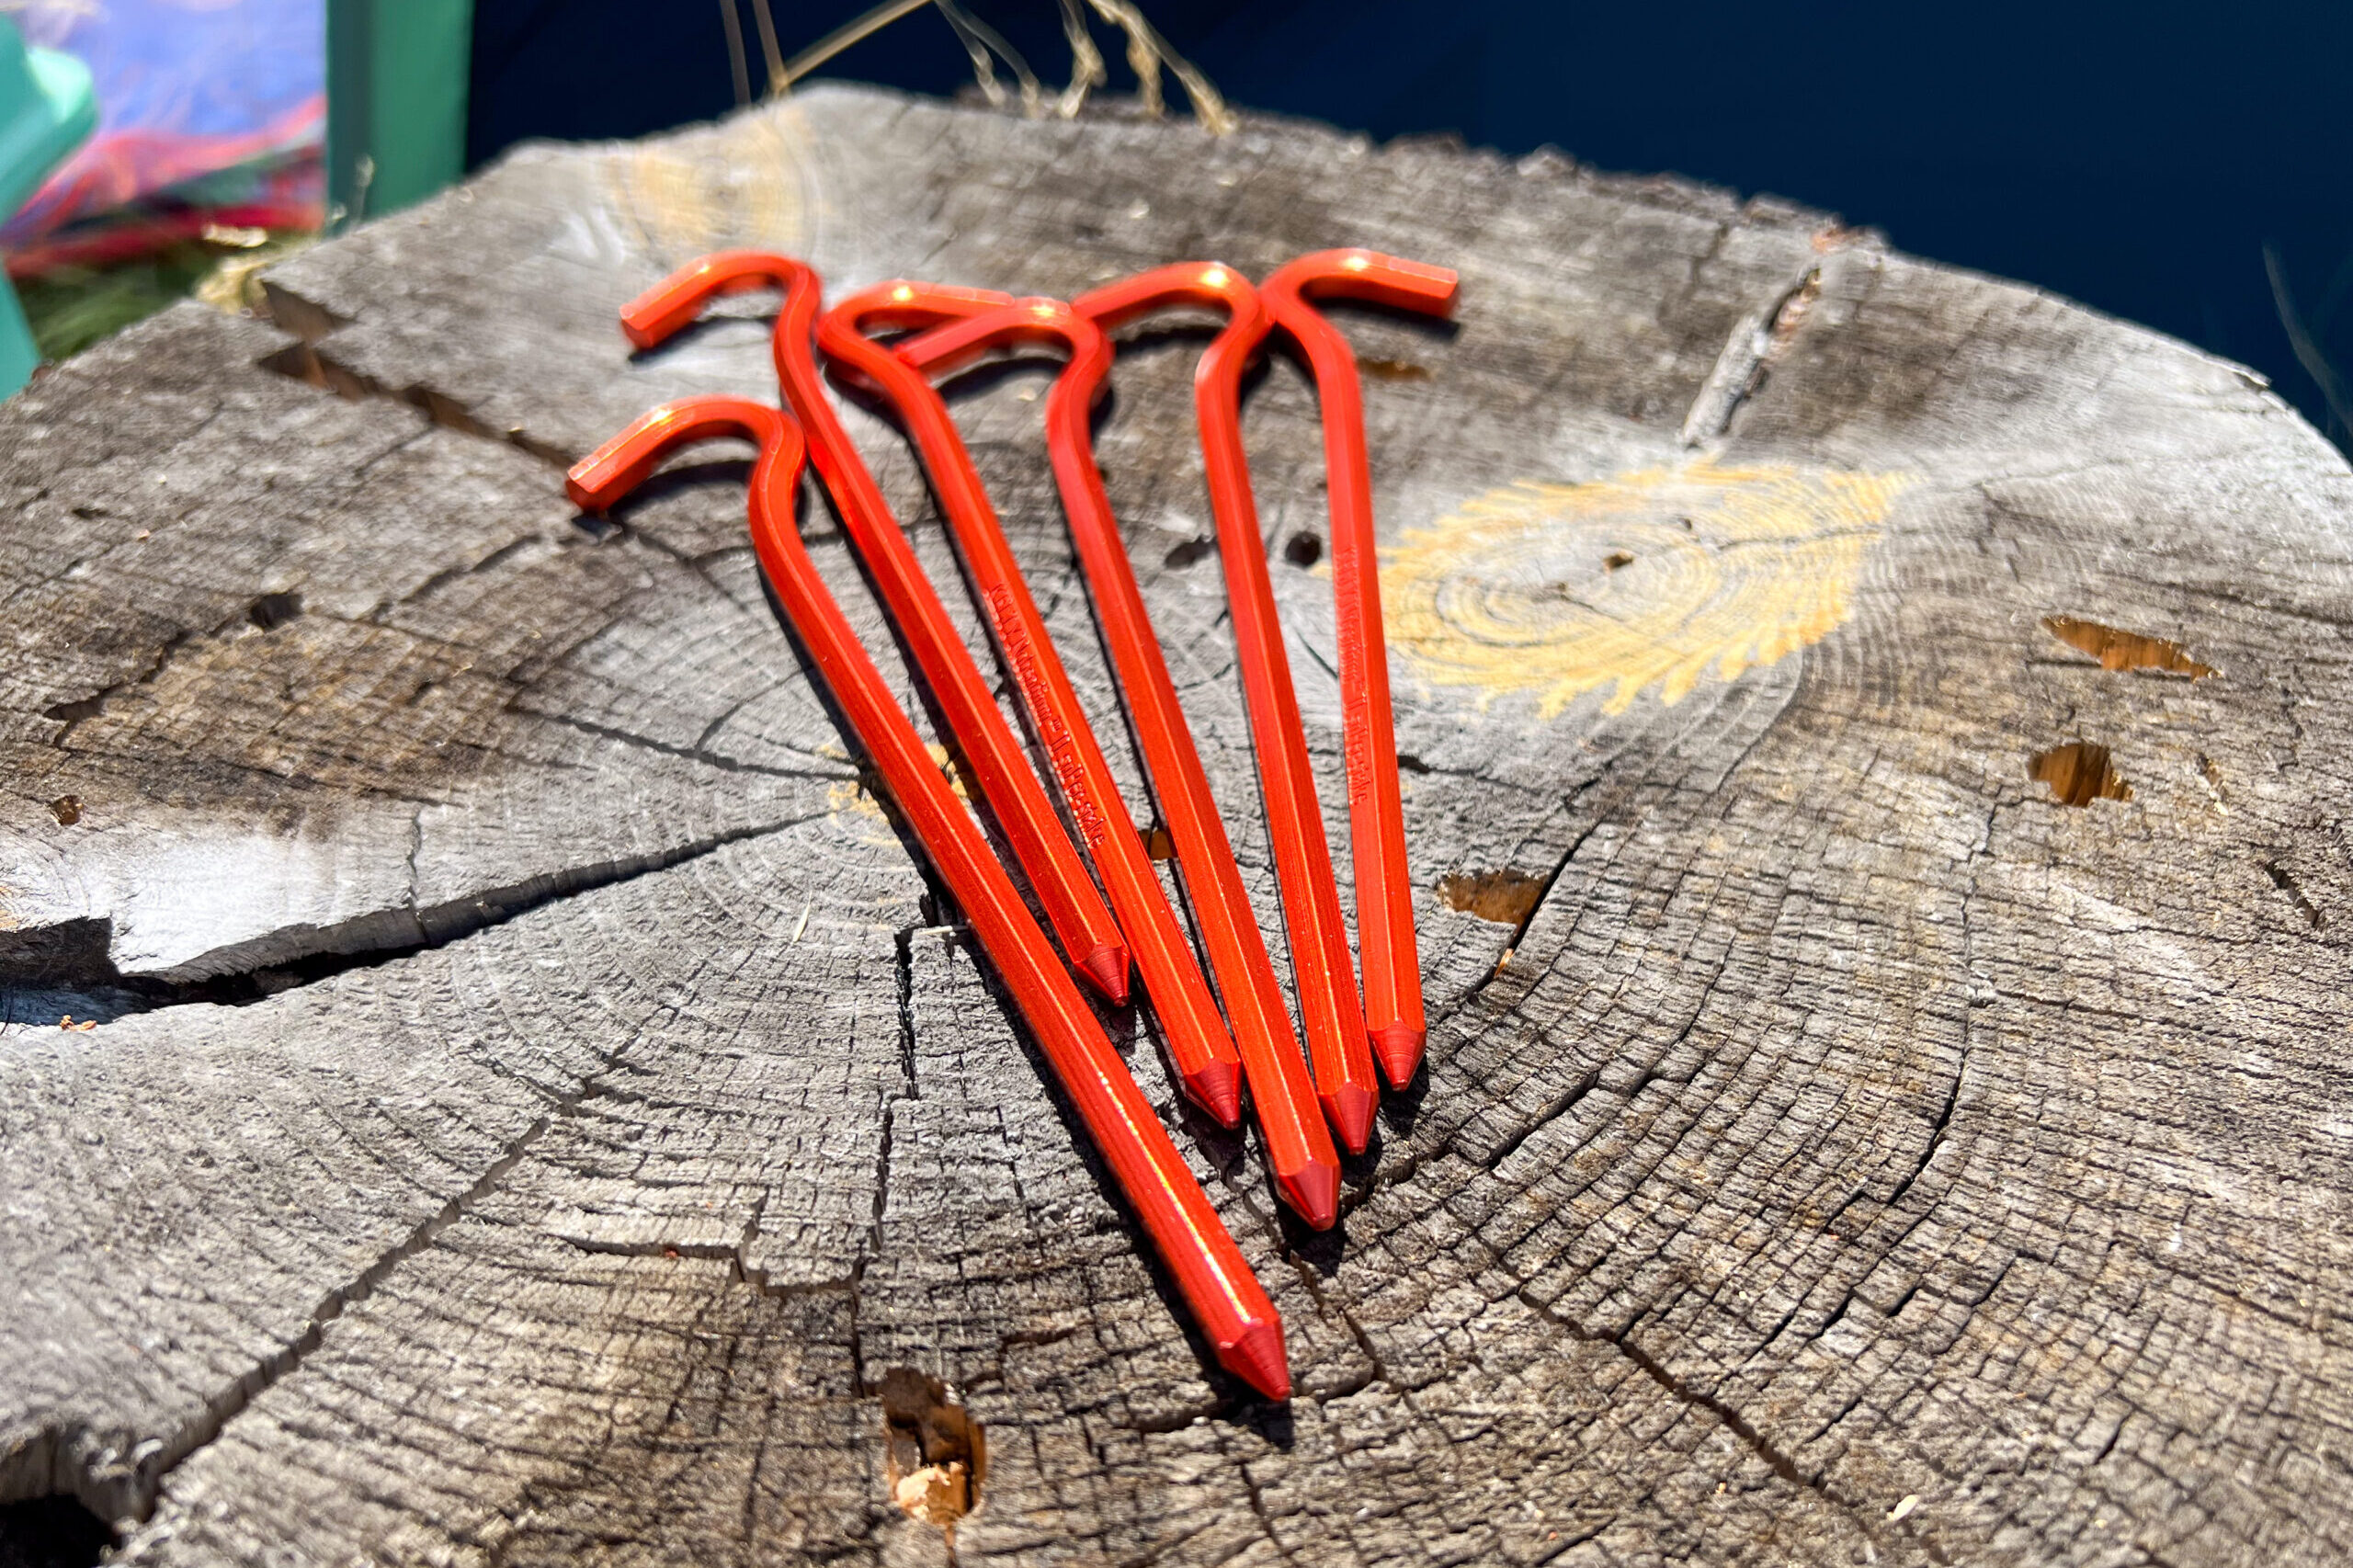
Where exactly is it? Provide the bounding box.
[256,284,574,470]
[109,1112,563,1525]
[2264,861,2325,929]
[1514,1288,1927,1562]
[1480,1071,1605,1174]
[6,812,823,1021]
[2041,615,2216,679]
[525,709,854,782]
[40,630,197,744]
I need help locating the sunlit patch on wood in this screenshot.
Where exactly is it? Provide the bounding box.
[2042,615,2216,678]
[2029,740,2133,807]
[1438,868,1546,926]
[1383,457,1912,716]
[602,106,808,264]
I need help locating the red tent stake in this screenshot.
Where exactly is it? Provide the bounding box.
[566,396,1289,1401]
[1256,249,1460,1088]
[896,294,1341,1226]
[1071,263,1379,1153]
[816,284,1245,1128]
[618,254,1132,1006]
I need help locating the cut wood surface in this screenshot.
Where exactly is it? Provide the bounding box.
[6,85,2353,1567]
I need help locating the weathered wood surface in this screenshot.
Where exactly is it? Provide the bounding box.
[6,84,2353,1566]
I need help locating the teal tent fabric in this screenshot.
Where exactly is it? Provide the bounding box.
[0,16,96,394]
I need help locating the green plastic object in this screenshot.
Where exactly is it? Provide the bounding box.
[327,0,472,229]
[0,15,97,398]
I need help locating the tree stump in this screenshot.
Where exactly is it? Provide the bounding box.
[6,85,2352,1567]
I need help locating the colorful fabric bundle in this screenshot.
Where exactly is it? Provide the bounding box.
[2,0,323,277]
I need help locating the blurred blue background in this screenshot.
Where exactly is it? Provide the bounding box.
[469,0,2353,452]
